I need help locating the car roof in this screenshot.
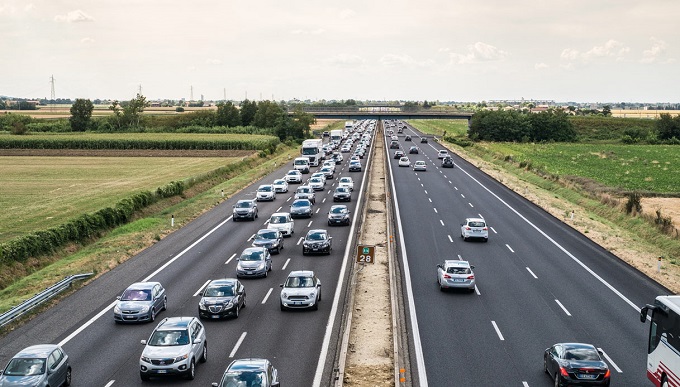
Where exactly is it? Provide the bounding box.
[307,229,327,234]
[466,217,485,222]
[12,344,61,358]
[158,316,195,329]
[208,278,238,287]
[257,228,279,234]
[242,246,267,253]
[288,270,315,277]
[270,212,291,218]
[126,281,160,290]
[330,205,348,210]
[444,260,471,268]
[340,177,352,181]
[227,358,269,371]
[237,199,255,203]
[415,160,426,164]
[560,343,598,350]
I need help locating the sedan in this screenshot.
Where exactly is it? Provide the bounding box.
[212,358,279,387]
[437,260,475,292]
[272,179,288,193]
[442,156,455,168]
[236,247,272,278]
[328,205,351,226]
[114,282,167,323]
[0,345,71,387]
[333,187,352,202]
[308,177,325,191]
[320,166,335,179]
[420,137,428,143]
[389,141,400,149]
[252,228,284,254]
[349,161,362,172]
[198,279,246,319]
[338,176,354,191]
[256,184,276,201]
[284,169,303,184]
[280,270,321,310]
[393,150,405,159]
[290,199,313,218]
[437,149,449,159]
[398,157,410,167]
[409,146,419,154]
[268,212,294,237]
[544,343,611,386]
[302,229,332,255]
[294,186,316,204]
[413,160,427,171]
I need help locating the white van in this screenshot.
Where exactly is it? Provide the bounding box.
[293,157,310,174]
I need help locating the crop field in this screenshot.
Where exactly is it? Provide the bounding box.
[408,119,469,137]
[0,156,238,243]
[481,143,680,194]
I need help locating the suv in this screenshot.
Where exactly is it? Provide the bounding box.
[302,229,332,255]
[212,358,279,387]
[139,317,207,381]
[267,213,294,237]
[420,137,428,143]
[437,149,449,159]
[233,200,258,221]
[389,140,399,149]
[295,186,316,204]
[114,282,167,323]
[198,278,246,319]
[280,271,321,311]
[256,185,276,201]
[460,217,489,242]
[0,344,71,387]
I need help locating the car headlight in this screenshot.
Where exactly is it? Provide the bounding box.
[281,292,288,298]
[224,300,233,307]
[198,300,207,309]
[139,305,150,313]
[141,355,151,363]
[257,263,265,270]
[310,292,316,298]
[174,354,189,363]
[114,305,121,314]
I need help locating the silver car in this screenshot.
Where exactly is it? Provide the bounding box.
[0,344,71,387]
[290,199,313,219]
[460,217,489,242]
[114,282,167,323]
[256,184,276,201]
[436,260,476,292]
[272,179,288,193]
[413,160,427,171]
[294,186,316,204]
[308,177,325,191]
[212,358,279,387]
[267,212,294,237]
[280,270,321,310]
[233,200,258,221]
[139,317,207,381]
[236,247,272,278]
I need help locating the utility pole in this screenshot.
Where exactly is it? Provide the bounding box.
[138,84,142,95]
[223,88,226,102]
[190,85,194,102]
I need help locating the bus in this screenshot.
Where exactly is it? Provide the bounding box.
[640,295,680,387]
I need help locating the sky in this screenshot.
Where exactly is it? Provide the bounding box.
[1,0,679,103]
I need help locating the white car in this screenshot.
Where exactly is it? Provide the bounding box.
[341,145,351,153]
[413,160,427,171]
[322,161,336,171]
[256,184,276,201]
[294,186,316,204]
[308,177,325,191]
[460,217,489,242]
[310,172,327,185]
[338,176,354,191]
[398,156,410,167]
[437,149,449,159]
[280,270,321,311]
[272,179,288,193]
[268,212,295,237]
[437,260,476,292]
[284,170,302,184]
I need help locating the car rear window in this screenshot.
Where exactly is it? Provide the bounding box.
[469,221,486,227]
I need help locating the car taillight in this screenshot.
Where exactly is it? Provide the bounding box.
[465,226,471,230]
[443,274,451,279]
[467,275,475,279]
[604,369,610,378]
[560,367,569,377]
[483,227,488,230]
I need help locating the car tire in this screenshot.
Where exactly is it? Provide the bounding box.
[200,343,207,363]
[150,307,156,322]
[140,372,150,381]
[234,305,239,318]
[162,297,167,311]
[242,295,246,308]
[64,366,72,386]
[484,238,488,243]
[328,221,332,226]
[263,270,268,278]
[543,357,549,374]
[185,359,195,380]
[313,301,319,310]
[280,303,286,311]
[554,373,560,387]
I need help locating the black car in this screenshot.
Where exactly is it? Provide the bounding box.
[420,137,428,143]
[442,156,455,168]
[544,343,610,387]
[333,187,351,202]
[405,135,412,141]
[393,150,405,159]
[409,146,419,154]
[328,205,351,226]
[233,200,258,221]
[349,161,362,172]
[252,229,284,254]
[302,229,332,255]
[198,279,246,319]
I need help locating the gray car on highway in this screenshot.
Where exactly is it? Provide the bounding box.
[436,260,476,292]
[0,344,71,387]
[113,281,167,323]
[236,247,272,278]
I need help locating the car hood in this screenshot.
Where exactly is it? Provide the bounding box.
[143,344,192,359]
[291,207,311,213]
[238,261,265,269]
[253,238,277,246]
[201,296,236,305]
[329,213,348,219]
[282,288,316,297]
[117,300,151,311]
[268,223,292,231]
[0,374,45,387]
[234,208,253,213]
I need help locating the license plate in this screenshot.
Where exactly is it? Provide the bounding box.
[294,302,302,305]
[211,315,220,318]
[156,370,167,374]
[452,279,465,282]
[578,374,597,379]
[312,248,319,251]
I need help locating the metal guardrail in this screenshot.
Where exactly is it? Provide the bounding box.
[0,273,93,328]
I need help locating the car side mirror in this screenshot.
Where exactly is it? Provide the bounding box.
[470,265,475,269]
[193,338,203,344]
[212,383,219,387]
[116,296,121,300]
[279,284,284,288]
[232,205,236,208]
[141,340,147,345]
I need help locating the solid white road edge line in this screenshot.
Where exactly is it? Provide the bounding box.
[262,288,273,304]
[526,267,538,279]
[58,215,234,347]
[555,299,572,316]
[225,253,236,265]
[597,347,623,373]
[193,280,211,297]
[491,320,505,341]
[229,332,247,358]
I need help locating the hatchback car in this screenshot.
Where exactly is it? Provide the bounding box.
[405,135,412,141]
[252,229,284,254]
[333,187,352,202]
[139,317,207,381]
[267,213,294,237]
[437,260,475,292]
[328,205,351,226]
[290,199,313,218]
[442,156,455,168]
[349,161,362,172]
[272,179,288,193]
[212,358,279,387]
[256,184,276,202]
[393,150,405,159]
[338,176,354,191]
[308,177,325,191]
[302,229,332,255]
[114,282,167,323]
[413,160,427,171]
[420,137,428,143]
[198,279,246,320]
[320,166,335,179]
[280,270,321,310]
[236,247,272,278]
[460,217,489,242]
[437,149,449,159]
[284,169,302,184]
[0,344,71,387]
[232,200,258,221]
[398,157,411,167]
[389,141,400,149]
[294,185,316,204]
[544,343,611,386]
[409,146,419,154]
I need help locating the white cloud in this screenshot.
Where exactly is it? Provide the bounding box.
[380,54,434,68]
[339,9,355,19]
[449,42,508,64]
[80,37,95,44]
[561,40,629,64]
[205,59,223,65]
[325,54,366,67]
[534,62,548,70]
[54,10,94,23]
[291,29,325,35]
[560,48,579,61]
[641,37,669,63]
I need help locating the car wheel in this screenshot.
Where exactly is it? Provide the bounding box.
[543,357,549,374]
[200,343,207,363]
[149,307,156,322]
[162,297,167,311]
[274,246,280,254]
[302,249,307,256]
[263,270,268,278]
[140,372,150,382]
[234,305,240,318]
[242,295,246,308]
[185,359,195,380]
[64,366,72,386]
[484,238,488,243]
[280,302,286,311]
[554,373,560,387]
[328,221,332,226]
[313,301,319,310]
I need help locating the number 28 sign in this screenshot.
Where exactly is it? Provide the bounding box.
[356,245,375,264]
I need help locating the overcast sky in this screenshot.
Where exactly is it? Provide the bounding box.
[1,0,678,103]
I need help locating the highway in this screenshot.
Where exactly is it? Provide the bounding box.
[385,120,667,386]
[0,130,374,386]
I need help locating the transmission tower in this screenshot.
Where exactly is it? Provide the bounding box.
[190,85,194,102]
[50,75,56,111]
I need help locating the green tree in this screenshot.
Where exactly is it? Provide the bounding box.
[656,113,680,140]
[216,102,242,127]
[253,100,285,130]
[240,99,258,126]
[528,110,576,142]
[69,98,94,131]
[123,94,149,128]
[602,105,612,117]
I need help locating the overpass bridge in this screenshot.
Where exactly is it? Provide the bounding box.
[289,107,474,122]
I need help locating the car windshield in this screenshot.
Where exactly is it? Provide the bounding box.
[446,267,471,274]
[257,231,278,240]
[148,329,190,346]
[285,276,315,288]
[236,202,252,208]
[120,289,151,301]
[469,221,486,227]
[274,180,284,185]
[241,250,264,261]
[204,285,234,297]
[258,186,272,192]
[221,371,267,387]
[294,160,307,165]
[340,178,350,183]
[292,201,309,208]
[287,171,298,176]
[270,216,288,224]
[565,348,600,361]
[310,178,322,183]
[336,188,348,193]
[297,188,311,193]
[331,207,347,214]
[3,358,46,376]
[307,232,326,241]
